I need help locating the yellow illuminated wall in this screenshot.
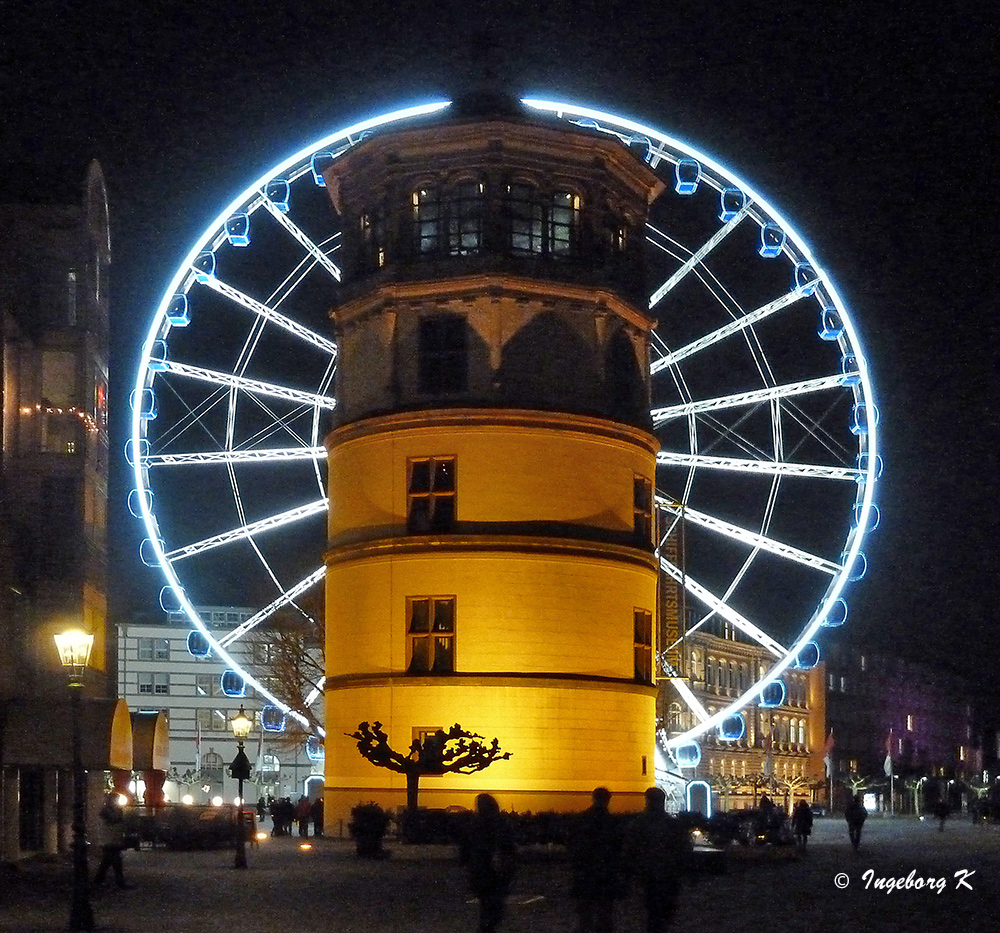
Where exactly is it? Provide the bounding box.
[325,409,658,819]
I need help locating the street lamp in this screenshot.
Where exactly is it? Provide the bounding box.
[54,628,95,932]
[229,705,253,869]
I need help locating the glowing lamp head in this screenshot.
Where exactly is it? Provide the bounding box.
[211,796,223,807]
[181,795,194,805]
[230,705,253,740]
[53,628,95,686]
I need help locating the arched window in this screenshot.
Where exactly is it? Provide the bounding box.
[412,187,442,255]
[447,181,484,256]
[690,649,704,682]
[668,702,683,732]
[549,191,580,256]
[201,751,224,784]
[508,183,544,254]
[360,209,386,270]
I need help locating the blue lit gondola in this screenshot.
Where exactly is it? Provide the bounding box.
[148,340,168,372]
[793,261,818,296]
[823,598,848,627]
[310,151,334,186]
[261,706,286,733]
[818,308,844,341]
[132,388,157,421]
[158,585,183,613]
[138,537,162,567]
[760,680,785,707]
[193,251,216,282]
[841,352,861,385]
[127,489,152,518]
[124,438,149,467]
[305,736,325,761]
[224,213,251,247]
[854,503,881,531]
[674,159,701,195]
[673,741,701,768]
[851,402,877,435]
[264,178,290,212]
[857,453,884,480]
[719,714,746,741]
[719,187,745,222]
[758,222,785,257]
[841,550,868,582]
[794,641,821,670]
[220,669,246,697]
[166,294,189,326]
[186,630,212,658]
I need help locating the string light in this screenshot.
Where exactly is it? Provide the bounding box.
[19,403,101,434]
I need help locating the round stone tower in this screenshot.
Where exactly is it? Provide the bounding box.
[322,96,664,820]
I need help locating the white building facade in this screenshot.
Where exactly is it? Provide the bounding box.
[117,608,323,806]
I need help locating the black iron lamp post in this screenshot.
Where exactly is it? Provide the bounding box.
[54,628,96,932]
[229,705,253,869]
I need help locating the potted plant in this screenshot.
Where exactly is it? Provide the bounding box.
[349,802,390,858]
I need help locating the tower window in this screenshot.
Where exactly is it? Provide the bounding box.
[407,596,455,673]
[549,191,580,257]
[412,188,442,254]
[508,184,544,254]
[407,456,456,533]
[447,181,484,256]
[633,475,653,543]
[418,314,468,394]
[634,609,653,683]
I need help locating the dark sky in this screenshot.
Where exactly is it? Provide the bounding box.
[3,1,995,681]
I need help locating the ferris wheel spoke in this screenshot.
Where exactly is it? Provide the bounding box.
[198,275,338,355]
[651,373,851,426]
[660,558,787,658]
[165,498,329,561]
[657,499,840,575]
[156,360,337,410]
[651,289,806,374]
[218,566,326,647]
[656,450,859,481]
[664,677,711,723]
[647,209,750,311]
[146,446,327,467]
[260,196,342,282]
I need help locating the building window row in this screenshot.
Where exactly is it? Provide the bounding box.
[138,672,170,695]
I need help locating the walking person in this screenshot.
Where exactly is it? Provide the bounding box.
[845,793,867,852]
[791,800,813,852]
[296,795,311,837]
[933,798,950,832]
[92,794,130,889]
[465,794,517,933]
[569,787,626,933]
[624,787,693,933]
[310,795,324,836]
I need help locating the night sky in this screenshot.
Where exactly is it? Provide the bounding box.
[3,2,995,683]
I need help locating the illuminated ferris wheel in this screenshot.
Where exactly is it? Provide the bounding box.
[128,98,880,749]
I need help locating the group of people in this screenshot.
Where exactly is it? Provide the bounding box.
[260,794,324,837]
[465,786,694,933]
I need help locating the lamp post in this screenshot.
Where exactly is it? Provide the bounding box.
[229,705,253,869]
[54,628,95,932]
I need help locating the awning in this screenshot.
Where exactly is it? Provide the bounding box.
[130,710,170,772]
[2,697,133,771]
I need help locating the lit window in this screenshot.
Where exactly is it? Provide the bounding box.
[508,183,544,254]
[407,457,456,533]
[633,476,653,544]
[447,181,484,255]
[138,637,170,661]
[412,188,442,254]
[360,209,387,269]
[548,191,580,256]
[418,314,468,394]
[195,674,217,697]
[261,754,280,773]
[407,597,455,673]
[633,609,653,683]
[906,714,914,731]
[138,672,170,695]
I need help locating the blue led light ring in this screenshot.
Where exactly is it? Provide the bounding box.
[132,99,878,748]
